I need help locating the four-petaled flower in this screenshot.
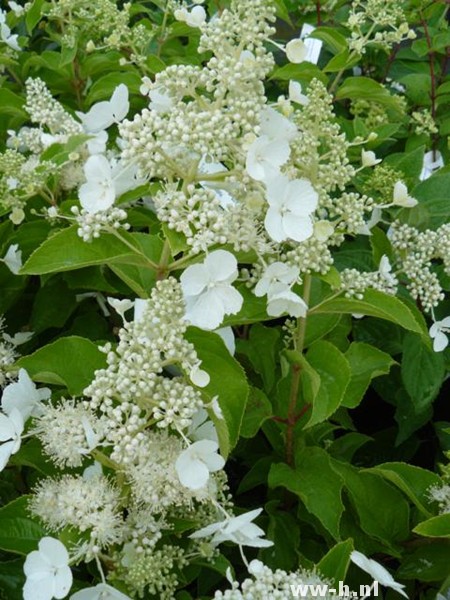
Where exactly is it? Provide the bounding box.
[429,316,450,352]
[2,368,51,420]
[189,508,273,548]
[79,155,143,214]
[180,250,243,330]
[76,84,129,134]
[264,175,318,242]
[23,537,73,600]
[175,439,225,490]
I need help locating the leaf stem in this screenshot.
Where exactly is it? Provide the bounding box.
[285,274,312,467]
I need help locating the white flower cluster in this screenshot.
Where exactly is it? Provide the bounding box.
[213,559,339,600]
[346,0,416,54]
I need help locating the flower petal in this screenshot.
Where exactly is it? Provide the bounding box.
[204,250,238,282]
[282,213,313,242]
[38,537,70,569]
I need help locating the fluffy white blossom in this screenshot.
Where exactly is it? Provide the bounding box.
[0,407,23,471]
[350,551,407,598]
[76,84,129,133]
[78,155,143,214]
[23,537,73,600]
[429,316,450,352]
[71,583,131,600]
[190,508,273,548]
[180,250,243,330]
[175,439,225,490]
[2,368,50,420]
[264,175,318,242]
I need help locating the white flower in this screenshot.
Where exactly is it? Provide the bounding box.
[254,262,299,298]
[0,407,23,471]
[87,130,108,155]
[2,243,22,274]
[107,297,134,322]
[180,250,243,330]
[23,537,73,600]
[259,107,297,142]
[285,38,307,63]
[264,175,318,242]
[246,135,290,182]
[149,88,174,114]
[2,368,51,420]
[0,11,20,51]
[76,84,129,133]
[313,220,334,241]
[8,1,24,16]
[392,181,418,208]
[350,550,408,598]
[267,284,308,318]
[288,81,309,106]
[175,439,225,490]
[3,331,33,346]
[429,316,450,352]
[174,5,206,27]
[419,150,444,181]
[71,583,131,600]
[214,326,235,355]
[189,363,210,388]
[190,508,273,548]
[245,108,297,182]
[79,155,143,213]
[361,150,381,167]
[188,408,218,443]
[378,255,397,286]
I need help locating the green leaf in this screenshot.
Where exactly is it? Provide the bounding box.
[273,0,292,24]
[222,285,270,326]
[86,72,143,105]
[25,0,44,33]
[269,447,344,539]
[401,173,450,230]
[0,559,25,600]
[0,496,44,555]
[367,462,441,518]
[401,332,445,412]
[342,342,395,409]
[240,387,272,438]
[318,540,353,583]
[17,336,107,395]
[185,328,249,457]
[384,145,425,185]
[336,77,402,112]
[30,278,77,334]
[21,226,160,275]
[324,49,360,73]
[237,323,280,392]
[335,464,410,547]
[304,341,351,427]
[260,502,300,570]
[0,89,27,119]
[310,27,348,54]
[398,541,450,581]
[413,514,450,538]
[312,289,428,341]
[304,313,341,347]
